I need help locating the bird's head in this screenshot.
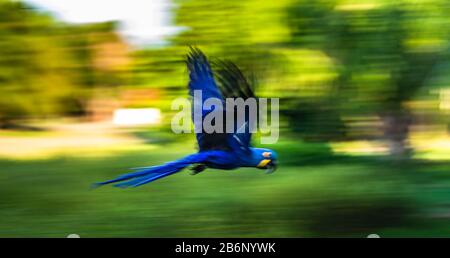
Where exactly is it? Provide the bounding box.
[252,148,278,174]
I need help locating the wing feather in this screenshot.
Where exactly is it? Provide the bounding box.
[186,47,228,151]
[213,59,257,149]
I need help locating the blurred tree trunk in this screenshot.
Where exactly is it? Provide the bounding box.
[380,109,412,158]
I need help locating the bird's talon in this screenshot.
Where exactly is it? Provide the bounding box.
[190,164,206,175]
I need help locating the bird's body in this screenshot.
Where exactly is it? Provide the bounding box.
[95,47,277,188]
[192,147,278,171]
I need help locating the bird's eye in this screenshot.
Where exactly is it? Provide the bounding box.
[262,152,271,158]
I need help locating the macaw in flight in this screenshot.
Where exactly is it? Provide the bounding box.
[95,47,278,188]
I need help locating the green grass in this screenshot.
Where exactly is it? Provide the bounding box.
[1,141,450,237]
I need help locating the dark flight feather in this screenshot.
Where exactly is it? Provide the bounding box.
[186,48,257,151]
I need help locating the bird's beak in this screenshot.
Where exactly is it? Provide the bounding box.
[265,161,277,174]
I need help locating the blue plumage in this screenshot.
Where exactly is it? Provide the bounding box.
[95,47,277,188]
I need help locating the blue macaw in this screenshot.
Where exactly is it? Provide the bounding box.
[95,47,278,188]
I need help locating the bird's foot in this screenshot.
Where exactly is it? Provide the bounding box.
[190,164,206,175]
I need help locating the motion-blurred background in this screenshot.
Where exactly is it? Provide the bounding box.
[1,0,450,237]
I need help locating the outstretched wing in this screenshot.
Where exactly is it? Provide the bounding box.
[213,60,255,99]
[213,59,256,150]
[186,47,229,151]
[186,47,224,102]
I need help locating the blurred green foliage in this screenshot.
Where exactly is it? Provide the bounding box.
[121,0,450,156]
[0,0,73,123]
[1,0,449,153]
[0,1,126,125]
[161,0,450,156]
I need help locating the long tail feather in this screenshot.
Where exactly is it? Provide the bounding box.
[93,153,207,188]
[93,165,174,187]
[114,169,179,188]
